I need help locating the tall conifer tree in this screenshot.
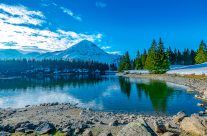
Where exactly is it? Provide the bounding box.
[195,40,207,64]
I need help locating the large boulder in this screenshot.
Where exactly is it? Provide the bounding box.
[161,132,177,136]
[82,129,93,136]
[172,111,187,123]
[0,131,10,136]
[153,121,167,133]
[180,114,207,135]
[117,118,157,136]
[35,122,55,135]
[98,131,113,136]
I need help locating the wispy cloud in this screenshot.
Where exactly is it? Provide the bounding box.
[96,2,107,8]
[0,4,45,26]
[107,51,121,55]
[101,46,111,50]
[0,4,102,52]
[60,7,82,22]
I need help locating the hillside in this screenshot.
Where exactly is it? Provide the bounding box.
[38,40,120,64]
[0,40,120,64]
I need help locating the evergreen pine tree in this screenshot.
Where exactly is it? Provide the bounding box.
[135,51,143,69]
[124,51,131,70]
[145,40,158,72]
[158,38,170,73]
[190,50,196,65]
[118,51,131,72]
[141,49,147,68]
[195,40,207,64]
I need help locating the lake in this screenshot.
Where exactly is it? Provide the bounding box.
[0,75,204,115]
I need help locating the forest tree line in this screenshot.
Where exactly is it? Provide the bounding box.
[119,39,207,73]
[0,59,117,76]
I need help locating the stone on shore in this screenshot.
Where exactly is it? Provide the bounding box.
[35,122,56,135]
[109,120,119,126]
[161,132,177,136]
[82,129,93,136]
[117,118,157,136]
[153,121,167,133]
[98,131,113,136]
[0,131,10,136]
[172,111,187,123]
[180,114,207,135]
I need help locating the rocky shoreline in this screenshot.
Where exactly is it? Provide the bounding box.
[122,73,207,102]
[0,103,207,136]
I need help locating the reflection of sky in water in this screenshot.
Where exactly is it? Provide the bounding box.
[0,76,205,115]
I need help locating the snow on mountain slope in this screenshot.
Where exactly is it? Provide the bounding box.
[167,63,207,75]
[38,40,120,64]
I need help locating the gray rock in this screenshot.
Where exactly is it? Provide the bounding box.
[153,121,167,133]
[0,131,10,136]
[2,125,14,133]
[82,129,93,136]
[24,123,37,130]
[180,114,207,136]
[117,118,157,136]
[172,111,187,123]
[35,122,55,135]
[99,121,105,125]
[98,131,113,136]
[109,120,119,126]
[14,121,30,129]
[62,128,73,136]
[15,127,25,133]
[74,128,81,135]
[25,129,34,134]
[161,132,177,136]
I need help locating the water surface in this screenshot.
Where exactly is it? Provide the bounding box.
[0,75,204,115]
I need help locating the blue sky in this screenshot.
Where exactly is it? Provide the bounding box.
[0,0,207,56]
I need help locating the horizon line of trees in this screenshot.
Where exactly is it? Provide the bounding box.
[119,39,207,73]
[0,59,118,76]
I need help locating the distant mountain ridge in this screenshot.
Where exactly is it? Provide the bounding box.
[0,40,120,64]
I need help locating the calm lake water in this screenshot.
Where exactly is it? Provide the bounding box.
[0,75,204,115]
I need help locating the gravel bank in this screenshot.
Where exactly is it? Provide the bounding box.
[0,103,206,136]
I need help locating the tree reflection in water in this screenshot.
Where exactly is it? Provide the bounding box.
[119,77,131,98]
[119,77,174,112]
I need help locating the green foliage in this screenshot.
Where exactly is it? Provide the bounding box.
[144,39,159,72]
[118,39,205,74]
[135,51,143,69]
[0,59,112,76]
[118,51,131,72]
[134,49,147,70]
[195,40,207,64]
[141,49,147,68]
[145,38,170,73]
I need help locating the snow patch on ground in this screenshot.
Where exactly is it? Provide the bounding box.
[167,63,207,75]
[125,63,207,76]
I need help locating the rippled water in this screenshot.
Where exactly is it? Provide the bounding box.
[0,75,204,115]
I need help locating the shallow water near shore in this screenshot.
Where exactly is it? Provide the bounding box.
[0,75,204,115]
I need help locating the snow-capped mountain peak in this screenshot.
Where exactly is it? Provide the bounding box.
[34,40,120,64]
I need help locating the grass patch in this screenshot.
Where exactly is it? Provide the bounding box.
[168,73,207,79]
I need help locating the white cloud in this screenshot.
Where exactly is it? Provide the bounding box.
[60,7,82,22]
[0,4,102,52]
[0,4,45,26]
[107,51,121,55]
[101,46,111,50]
[96,2,107,8]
